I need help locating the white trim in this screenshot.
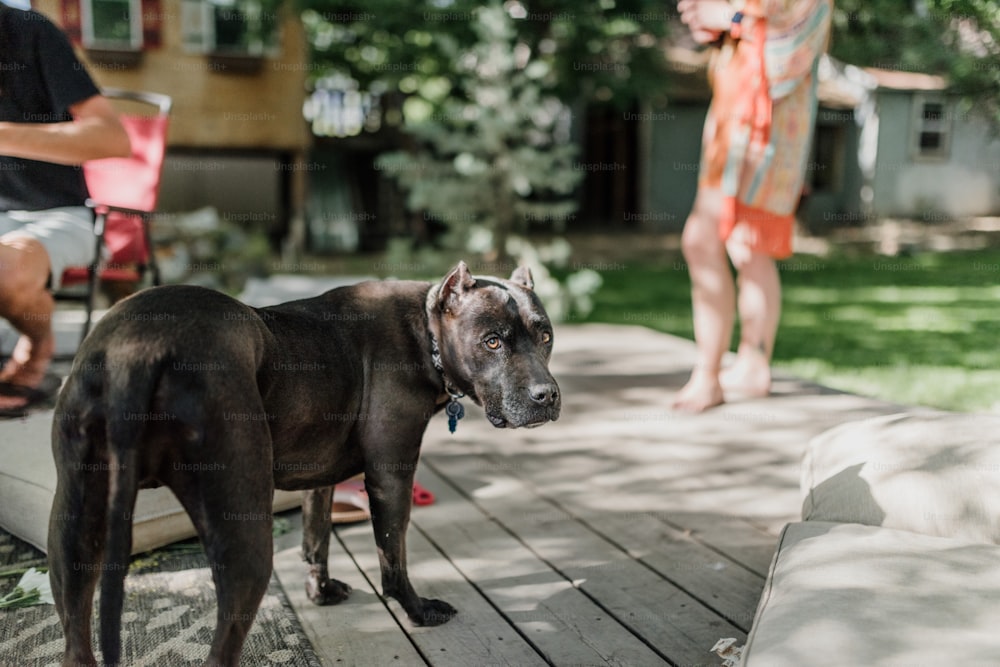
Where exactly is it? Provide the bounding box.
[180,0,207,53]
[80,0,144,51]
[179,0,279,57]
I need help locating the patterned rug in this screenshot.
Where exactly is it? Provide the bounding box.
[0,528,322,667]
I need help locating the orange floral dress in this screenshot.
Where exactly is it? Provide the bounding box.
[700,0,832,258]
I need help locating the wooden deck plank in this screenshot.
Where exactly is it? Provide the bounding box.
[455,447,772,632]
[657,512,781,579]
[272,543,425,667]
[571,506,765,632]
[369,467,671,666]
[419,459,739,666]
[334,521,545,667]
[419,434,767,628]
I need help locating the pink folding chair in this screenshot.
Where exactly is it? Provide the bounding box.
[57,88,172,339]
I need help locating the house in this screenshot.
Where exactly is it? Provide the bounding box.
[32,0,311,251]
[862,67,1000,221]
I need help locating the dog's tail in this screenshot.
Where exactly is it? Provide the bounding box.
[98,359,159,666]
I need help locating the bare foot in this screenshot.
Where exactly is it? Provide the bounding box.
[719,350,771,399]
[672,368,725,413]
[0,334,55,412]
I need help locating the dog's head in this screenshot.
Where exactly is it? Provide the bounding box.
[429,261,560,429]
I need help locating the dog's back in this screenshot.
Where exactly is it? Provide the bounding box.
[49,284,272,666]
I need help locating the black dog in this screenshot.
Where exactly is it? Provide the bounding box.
[48,262,560,666]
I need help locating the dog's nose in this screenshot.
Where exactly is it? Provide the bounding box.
[528,383,559,407]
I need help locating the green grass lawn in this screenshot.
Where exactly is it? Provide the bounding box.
[570,248,1000,412]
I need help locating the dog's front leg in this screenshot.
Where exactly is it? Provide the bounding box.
[365,468,456,626]
[301,486,352,605]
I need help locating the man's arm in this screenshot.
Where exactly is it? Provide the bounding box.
[0,94,131,165]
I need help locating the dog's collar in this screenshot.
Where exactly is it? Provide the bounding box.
[429,333,465,401]
[429,333,466,434]
[426,283,469,433]
[425,284,464,399]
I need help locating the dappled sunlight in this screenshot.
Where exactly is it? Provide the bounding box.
[870,306,975,332]
[265,322,946,663]
[489,580,577,611]
[784,284,1000,304]
[747,522,1000,665]
[582,250,1000,411]
[426,345,896,530]
[257,320,946,664]
[469,475,527,500]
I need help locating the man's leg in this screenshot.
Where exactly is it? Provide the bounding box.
[0,235,55,409]
[673,187,734,413]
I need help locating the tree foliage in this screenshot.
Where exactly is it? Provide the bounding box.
[829,0,1000,121]
[301,0,674,111]
[373,4,582,257]
[301,0,999,115]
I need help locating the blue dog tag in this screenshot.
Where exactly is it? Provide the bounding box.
[446,399,465,433]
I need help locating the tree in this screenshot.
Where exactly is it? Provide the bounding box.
[829,0,1000,123]
[301,1,999,121]
[301,0,674,113]
[298,1,674,317]
[374,4,582,262]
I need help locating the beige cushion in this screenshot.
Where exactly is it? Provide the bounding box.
[743,521,1000,666]
[1,409,301,555]
[801,411,1000,544]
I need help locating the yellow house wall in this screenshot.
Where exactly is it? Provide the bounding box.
[35,0,310,152]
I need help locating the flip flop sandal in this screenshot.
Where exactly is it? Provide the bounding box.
[331,478,371,525]
[0,374,62,419]
[412,482,435,506]
[330,478,436,524]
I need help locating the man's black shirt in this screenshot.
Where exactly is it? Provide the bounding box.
[0,6,101,211]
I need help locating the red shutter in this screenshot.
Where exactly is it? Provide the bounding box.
[60,0,83,45]
[141,0,162,48]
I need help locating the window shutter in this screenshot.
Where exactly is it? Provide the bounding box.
[141,0,162,48]
[60,0,83,44]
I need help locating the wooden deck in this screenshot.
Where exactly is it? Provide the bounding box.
[272,323,902,667]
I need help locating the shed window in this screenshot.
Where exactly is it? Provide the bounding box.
[912,95,951,159]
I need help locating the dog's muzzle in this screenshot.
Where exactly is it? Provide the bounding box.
[487,381,561,429]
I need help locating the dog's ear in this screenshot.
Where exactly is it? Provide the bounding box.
[438,261,476,313]
[510,265,534,290]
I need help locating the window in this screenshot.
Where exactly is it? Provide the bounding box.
[809,122,845,193]
[82,0,143,50]
[181,0,280,57]
[911,95,951,160]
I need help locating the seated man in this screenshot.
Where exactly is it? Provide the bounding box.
[0,4,131,415]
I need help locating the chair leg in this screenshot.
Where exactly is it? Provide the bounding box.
[140,212,161,287]
[79,265,97,346]
[80,212,105,345]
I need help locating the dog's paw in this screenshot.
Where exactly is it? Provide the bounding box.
[410,598,457,626]
[306,575,352,606]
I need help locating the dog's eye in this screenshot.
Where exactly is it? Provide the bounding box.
[484,336,502,350]
[541,331,552,345]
